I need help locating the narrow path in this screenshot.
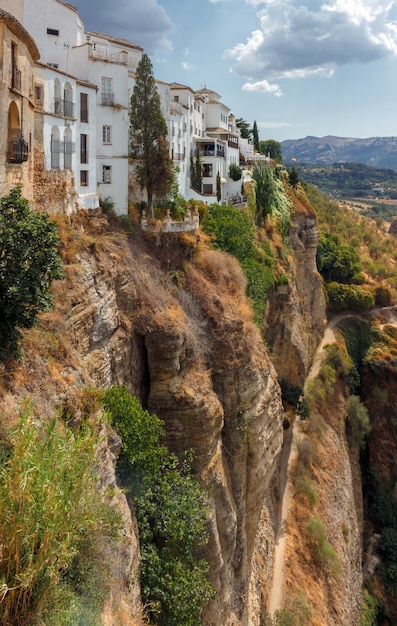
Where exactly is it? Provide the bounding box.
[266,305,397,616]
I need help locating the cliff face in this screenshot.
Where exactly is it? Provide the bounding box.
[60,217,286,625]
[0,205,365,625]
[264,200,326,387]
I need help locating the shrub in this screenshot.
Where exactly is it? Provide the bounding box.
[346,395,371,448]
[228,163,243,181]
[294,475,318,507]
[103,387,214,626]
[0,405,117,626]
[360,588,379,626]
[326,282,375,312]
[306,517,341,576]
[0,187,65,359]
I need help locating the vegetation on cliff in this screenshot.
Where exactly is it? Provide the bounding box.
[103,386,213,626]
[0,187,65,360]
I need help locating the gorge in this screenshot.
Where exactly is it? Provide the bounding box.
[1,182,397,626]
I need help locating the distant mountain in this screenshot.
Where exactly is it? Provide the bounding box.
[281,136,397,170]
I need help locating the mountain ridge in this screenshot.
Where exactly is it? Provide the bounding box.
[281,135,397,169]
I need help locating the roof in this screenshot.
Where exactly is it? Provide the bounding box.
[170,82,194,93]
[86,31,143,52]
[196,87,221,99]
[0,9,40,61]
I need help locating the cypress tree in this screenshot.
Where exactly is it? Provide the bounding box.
[130,54,173,217]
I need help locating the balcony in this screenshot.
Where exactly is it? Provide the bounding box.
[11,65,21,91]
[54,97,75,118]
[7,130,28,163]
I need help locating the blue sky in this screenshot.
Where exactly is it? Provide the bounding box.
[75,0,397,142]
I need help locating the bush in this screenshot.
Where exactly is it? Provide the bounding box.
[228,163,243,181]
[346,395,371,448]
[326,282,375,312]
[306,517,341,576]
[103,387,214,626]
[0,187,65,359]
[0,406,117,626]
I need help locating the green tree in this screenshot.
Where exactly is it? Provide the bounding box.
[228,163,242,181]
[259,139,282,162]
[252,120,260,152]
[0,187,65,360]
[130,53,173,218]
[236,117,252,139]
[252,161,276,225]
[190,146,202,193]
[316,232,361,283]
[216,171,222,202]
[289,165,299,188]
[346,395,371,448]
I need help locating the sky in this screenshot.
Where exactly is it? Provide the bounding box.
[74,0,397,142]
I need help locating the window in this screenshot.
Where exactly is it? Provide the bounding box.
[80,134,88,163]
[101,77,113,105]
[47,28,59,36]
[11,42,21,91]
[102,165,112,184]
[203,164,213,178]
[174,95,179,102]
[80,93,88,123]
[80,170,88,186]
[102,125,112,144]
[34,85,42,103]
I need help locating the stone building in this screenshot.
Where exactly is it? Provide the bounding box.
[0,9,39,200]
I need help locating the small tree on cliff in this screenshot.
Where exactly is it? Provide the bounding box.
[0,187,65,360]
[130,54,173,218]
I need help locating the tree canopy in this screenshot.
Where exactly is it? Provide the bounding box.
[259,139,283,162]
[130,53,173,217]
[0,187,65,360]
[252,120,259,153]
[235,118,252,139]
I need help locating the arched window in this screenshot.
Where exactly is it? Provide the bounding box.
[7,101,28,163]
[64,126,73,169]
[64,82,74,118]
[51,126,61,168]
[54,78,62,114]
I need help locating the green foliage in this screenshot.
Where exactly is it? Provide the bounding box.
[345,395,371,448]
[297,162,397,201]
[202,204,274,325]
[130,53,173,217]
[216,171,222,202]
[326,282,375,312]
[288,165,299,189]
[374,285,392,306]
[228,163,243,181]
[306,517,341,576]
[190,146,202,194]
[317,232,361,283]
[252,163,293,237]
[0,406,117,626]
[360,588,379,626]
[258,139,283,162]
[0,187,65,360]
[235,117,251,139]
[322,343,352,378]
[294,475,318,507]
[252,120,259,152]
[103,387,214,626]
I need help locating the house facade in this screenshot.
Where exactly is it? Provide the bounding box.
[0,0,258,214]
[0,9,39,200]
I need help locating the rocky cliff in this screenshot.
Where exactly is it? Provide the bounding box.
[0,199,366,625]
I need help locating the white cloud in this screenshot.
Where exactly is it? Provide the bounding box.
[243,79,284,96]
[181,62,194,70]
[226,0,397,81]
